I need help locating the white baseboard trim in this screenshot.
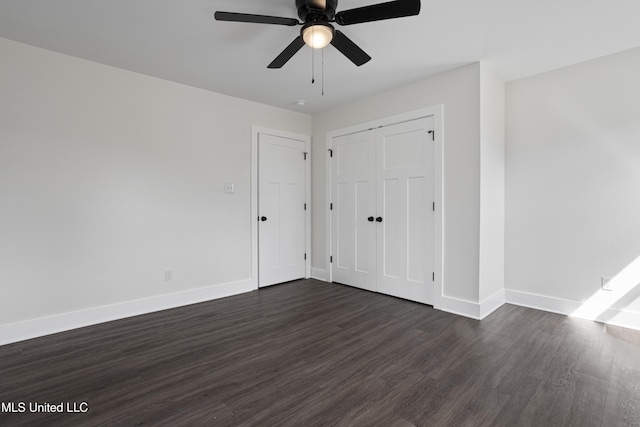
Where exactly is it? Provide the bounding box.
[8,282,636,347]
[594,308,640,332]
[480,289,506,319]
[440,295,482,320]
[310,267,329,282]
[0,279,256,346]
[504,289,579,316]
[505,289,640,332]
[440,289,506,321]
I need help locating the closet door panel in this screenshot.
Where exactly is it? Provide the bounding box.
[381,178,400,279]
[331,130,376,291]
[336,181,355,271]
[376,117,435,305]
[407,176,426,283]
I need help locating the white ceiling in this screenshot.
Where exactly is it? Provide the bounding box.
[1,0,640,114]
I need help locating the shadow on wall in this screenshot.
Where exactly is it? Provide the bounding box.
[571,255,640,329]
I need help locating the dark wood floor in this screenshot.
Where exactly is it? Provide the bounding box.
[1,279,639,426]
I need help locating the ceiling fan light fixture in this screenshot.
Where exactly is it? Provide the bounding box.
[302,22,334,49]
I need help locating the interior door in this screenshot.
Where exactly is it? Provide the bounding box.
[258,133,306,287]
[376,117,434,304]
[331,130,377,291]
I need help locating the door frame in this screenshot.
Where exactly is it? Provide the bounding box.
[252,126,311,289]
[325,106,444,309]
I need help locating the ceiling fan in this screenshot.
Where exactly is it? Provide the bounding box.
[215,0,421,69]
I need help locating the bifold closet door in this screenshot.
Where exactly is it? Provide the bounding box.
[376,117,434,305]
[331,130,376,291]
[330,117,435,304]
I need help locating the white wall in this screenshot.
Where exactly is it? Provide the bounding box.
[0,38,310,341]
[479,64,506,304]
[311,63,484,307]
[505,47,640,330]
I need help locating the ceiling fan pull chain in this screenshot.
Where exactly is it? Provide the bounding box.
[322,47,325,96]
[311,40,315,84]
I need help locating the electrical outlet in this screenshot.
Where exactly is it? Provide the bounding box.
[165,270,173,281]
[224,183,235,194]
[601,276,613,291]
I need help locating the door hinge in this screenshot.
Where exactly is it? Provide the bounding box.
[330,203,333,210]
[303,152,308,160]
[433,202,435,212]
[330,255,333,263]
[304,253,307,260]
[432,272,435,282]
[304,203,307,210]
[428,130,434,141]
[328,148,333,158]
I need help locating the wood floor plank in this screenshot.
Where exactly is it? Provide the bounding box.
[1,279,640,426]
[603,364,640,427]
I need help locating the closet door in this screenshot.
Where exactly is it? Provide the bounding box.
[331,130,377,291]
[376,117,434,304]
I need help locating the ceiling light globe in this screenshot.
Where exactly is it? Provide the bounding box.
[302,24,334,49]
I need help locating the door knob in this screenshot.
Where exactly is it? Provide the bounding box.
[368,216,374,222]
[260,216,267,222]
[376,217,383,222]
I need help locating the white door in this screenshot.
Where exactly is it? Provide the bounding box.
[331,130,376,291]
[376,118,434,305]
[330,117,435,304]
[258,133,306,287]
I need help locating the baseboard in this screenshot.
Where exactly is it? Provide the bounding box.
[310,267,329,282]
[0,279,256,346]
[11,282,635,347]
[504,289,580,316]
[440,289,506,321]
[440,295,482,320]
[604,309,640,332]
[480,289,506,319]
[605,324,640,346]
[505,289,640,332]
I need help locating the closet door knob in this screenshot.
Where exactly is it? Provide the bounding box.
[368,216,374,222]
[376,217,383,222]
[260,216,267,222]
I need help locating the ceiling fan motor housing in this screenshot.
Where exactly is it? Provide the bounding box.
[296,0,338,21]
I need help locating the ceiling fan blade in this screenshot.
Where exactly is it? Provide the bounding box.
[214,11,299,26]
[335,0,420,26]
[268,36,306,68]
[330,30,371,66]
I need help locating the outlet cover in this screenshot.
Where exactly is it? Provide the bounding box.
[601,276,613,291]
[165,270,173,281]
[224,183,235,194]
